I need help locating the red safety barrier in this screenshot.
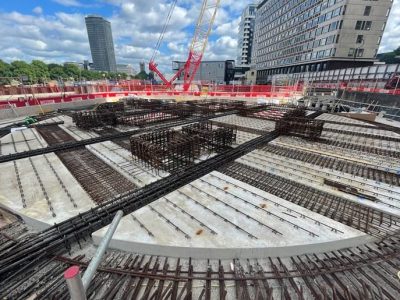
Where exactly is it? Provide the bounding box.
[5,81,398,111]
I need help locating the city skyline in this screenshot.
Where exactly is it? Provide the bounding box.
[0,0,398,75]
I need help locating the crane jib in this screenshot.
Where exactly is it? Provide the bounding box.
[149,0,221,92]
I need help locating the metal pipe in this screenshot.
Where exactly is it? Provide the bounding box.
[64,266,86,300]
[82,209,124,291]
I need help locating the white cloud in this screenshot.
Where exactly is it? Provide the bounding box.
[0,11,89,63]
[3,0,399,79]
[52,0,84,7]
[380,0,400,53]
[33,6,43,15]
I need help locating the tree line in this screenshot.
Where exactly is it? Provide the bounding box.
[378,46,400,65]
[0,60,148,85]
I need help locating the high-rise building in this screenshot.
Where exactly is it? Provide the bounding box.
[253,0,393,84]
[237,4,257,67]
[85,15,117,73]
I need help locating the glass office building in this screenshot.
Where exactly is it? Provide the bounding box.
[252,0,393,83]
[85,15,117,73]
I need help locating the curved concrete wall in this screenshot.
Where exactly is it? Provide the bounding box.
[93,234,372,259]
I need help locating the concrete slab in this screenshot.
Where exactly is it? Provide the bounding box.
[93,171,366,259]
[316,113,376,125]
[237,150,400,216]
[256,148,400,203]
[323,122,400,137]
[273,136,400,173]
[234,130,260,146]
[320,131,400,151]
[0,153,95,229]
[35,115,66,125]
[0,127,48,155]
[87,141,168,187]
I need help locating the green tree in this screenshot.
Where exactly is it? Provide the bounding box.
[48,63,62,70]
[63,64,81,80]
[0,59,134,85]
[10,61,35,83]
[378,46,400,64]
[31,60,50,83]
[0,60,13,84]
[49,66,66,80]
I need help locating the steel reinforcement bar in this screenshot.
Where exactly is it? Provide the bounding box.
[262,144,400,186]
[0,112,237,164]
[1,222,399,299]
[324,127,400,143]
[219,162,400,239]
[318,138,400,158]
[0,130,279,278]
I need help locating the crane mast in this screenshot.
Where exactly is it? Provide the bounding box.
[182,0,221,91]
[149,0,221,92]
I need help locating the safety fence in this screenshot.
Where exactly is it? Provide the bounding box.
[0,84,304,111]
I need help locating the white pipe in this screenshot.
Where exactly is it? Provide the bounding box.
[82,210,124,291]
[63,210,123,299]
[64,266,86,300]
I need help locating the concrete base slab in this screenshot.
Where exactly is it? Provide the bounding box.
[87,141,168,187]
[93,171,366,259]
[0,127,48,155]
[0,153,95,229]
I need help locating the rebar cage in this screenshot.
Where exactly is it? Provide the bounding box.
[275,118,324,139]
[182,121,237,152]
[72,111,117,129]
[130,122,237,172]
[130,130,201,172]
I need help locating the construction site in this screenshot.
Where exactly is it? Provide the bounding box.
[0,94,400,299]
[1,0,400,298]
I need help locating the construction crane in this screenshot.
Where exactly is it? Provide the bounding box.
[149,0,221,92]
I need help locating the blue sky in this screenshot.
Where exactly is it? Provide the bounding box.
[0,0,399,76]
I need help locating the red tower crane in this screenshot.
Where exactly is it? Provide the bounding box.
[149,0,221,92]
